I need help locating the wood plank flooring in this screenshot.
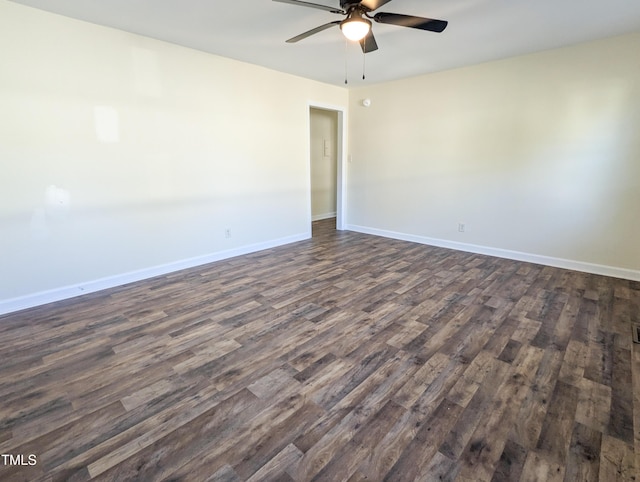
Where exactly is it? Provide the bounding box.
[1,218,638,481]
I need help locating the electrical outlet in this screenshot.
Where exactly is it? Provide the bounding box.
[225,228,231,239]
[458,223,465,233]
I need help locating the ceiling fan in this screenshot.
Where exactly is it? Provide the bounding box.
[273,0,448,53]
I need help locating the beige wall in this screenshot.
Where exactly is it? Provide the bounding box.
[348,33,640,277]
[2,0,639,312]
[0,1,347,307]
[310,108,338,220]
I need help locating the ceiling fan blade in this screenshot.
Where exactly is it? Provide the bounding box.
[359,0,393,12]
[359,30,379,53]
[286,21,341,43]
[273,0,345,14]
[373,12,448,32]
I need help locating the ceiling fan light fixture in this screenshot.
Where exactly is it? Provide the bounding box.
[340,14,371,42]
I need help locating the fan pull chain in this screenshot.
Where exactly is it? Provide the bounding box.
[362,44,366,80]
[344,38,348,85]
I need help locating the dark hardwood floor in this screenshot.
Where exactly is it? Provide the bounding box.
[1,218,638,481]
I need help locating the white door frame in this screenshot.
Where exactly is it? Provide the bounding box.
[307,101,347,231]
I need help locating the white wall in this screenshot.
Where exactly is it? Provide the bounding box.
[310,108,338,220]
[2,1,638,315]
[0,1,347,311]
[348,33,640,279]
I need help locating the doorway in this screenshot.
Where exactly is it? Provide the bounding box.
[309,105,345,237]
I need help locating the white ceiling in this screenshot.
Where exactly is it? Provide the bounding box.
[10,0,640,87]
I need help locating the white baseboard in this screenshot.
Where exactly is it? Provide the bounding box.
[312,212,336,222]
[5,225,638,317]
[346,224,640,282]
[0,232,310,316]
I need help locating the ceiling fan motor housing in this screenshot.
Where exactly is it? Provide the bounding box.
[341,1,370,13]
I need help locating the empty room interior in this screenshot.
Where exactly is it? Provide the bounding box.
[1,0,640,480]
